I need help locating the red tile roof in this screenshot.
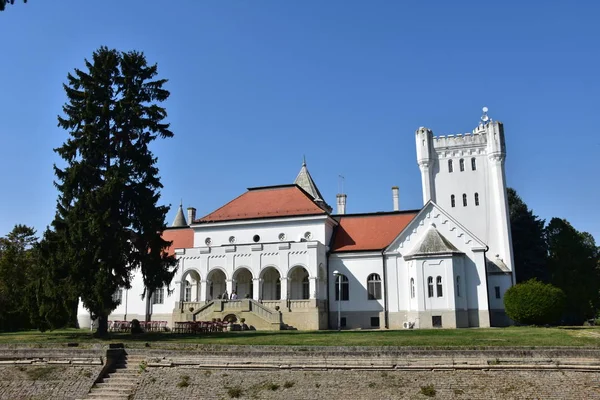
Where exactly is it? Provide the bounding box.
[331,211,418,252]
[162,227,194,256]
[197,185,328,223]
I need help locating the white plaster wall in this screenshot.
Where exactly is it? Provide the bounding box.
[488,274,512,310]
[192,216,331,248]
[328,253,384,313]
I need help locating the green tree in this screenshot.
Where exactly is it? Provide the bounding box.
[0,225,38,331]
[507,188,548,283]
[0,0,27,11]
[545,218,600,324]
[45,46,177,336]
[503,279,566,325]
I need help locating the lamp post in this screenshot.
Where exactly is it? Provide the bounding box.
[333,270,342,331]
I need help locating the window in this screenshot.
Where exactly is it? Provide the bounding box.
[253,234,260,243]
[302,275,310,300]
[184,281,191,302]
[340,317,347,328]
[335,275,349,301]
[471,157,476,171]
[448,159,453,173]
[462,193,467,207]
[410,278,415,298]
[367,273,382,300]
[427,277,434,298]
[451,195,455,208]
[112,289,123,305]
[495,286,501,299]
[432,315,442,327]
[459,158,465,172]
[370,317,380,328]
[152,288,164,305]
[475,192,480,206]
[436,276,443,297]
[456,276,461,297]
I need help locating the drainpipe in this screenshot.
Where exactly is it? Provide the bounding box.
[482,245,491,326]
[326,249,331,330]
[382,250,389,329]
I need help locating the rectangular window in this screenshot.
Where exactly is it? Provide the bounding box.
[340,317,347,328]
[370,317,380,328]
[367,282,382,300]
[432,316,442,328]
[152,288,164,305]
[184,286,191,302]
[334,277,349,301]
[495,286,501,299]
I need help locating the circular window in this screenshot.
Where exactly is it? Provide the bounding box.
[205,237,212,246]
[253,234,260,243]
[229,236,236,244]
[278,233,286,241]
[304,231,312,240]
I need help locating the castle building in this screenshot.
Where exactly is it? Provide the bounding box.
[77,112,514,330]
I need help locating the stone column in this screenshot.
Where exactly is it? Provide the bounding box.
[309,277,317,299]
[253,278,261,301]
[226,279,234,298]
[199,280,207,303]
[280,277,288,300]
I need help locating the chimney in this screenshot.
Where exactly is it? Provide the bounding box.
[392,186,399,211]
[336,194,347,214]
[187,207,196,225]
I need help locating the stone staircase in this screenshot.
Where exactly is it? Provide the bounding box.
[82,353,144,399]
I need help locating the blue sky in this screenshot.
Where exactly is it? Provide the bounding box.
[0,1,598,242]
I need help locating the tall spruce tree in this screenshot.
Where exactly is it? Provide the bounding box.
[507,188,548,283]
[0,225,38,331]
[0,0,26,11]
[46,46,176,335]
[545,218,600,324]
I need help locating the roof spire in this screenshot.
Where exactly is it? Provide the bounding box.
[171,202,188,227]
[302,154,306,167]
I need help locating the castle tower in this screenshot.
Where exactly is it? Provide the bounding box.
[415,109,514,278]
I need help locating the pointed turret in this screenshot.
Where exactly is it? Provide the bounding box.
[294,157,332,213]
[171,202,188,227]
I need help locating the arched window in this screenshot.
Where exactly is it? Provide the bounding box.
[302,275,310,300]
[451,195,455,208]
[410,278,415,298]
[427,277,434,298]
[474,192,480,206]
[459,158,465,172]
[335,275,349,301]
[436,276,443,297]
[448,159,453,173]
[184,281,192,302]
[456,276,461,297]
[462,193,467,207]
[471,157,476,171]
[367,273,382,300]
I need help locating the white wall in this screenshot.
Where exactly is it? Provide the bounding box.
[328,253,384,313]
[192,215,334,248]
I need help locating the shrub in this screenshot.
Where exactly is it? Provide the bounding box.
[283,381,295,388]
[227,387,243,398]
[504,279,566,325]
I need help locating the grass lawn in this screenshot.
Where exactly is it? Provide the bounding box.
[0,326,599,348]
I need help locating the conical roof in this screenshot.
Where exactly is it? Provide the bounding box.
[294,157,332,213]
[171,203,188,227]
[405,223,463,259]
[294,157,325,202]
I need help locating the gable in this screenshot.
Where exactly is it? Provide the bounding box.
[385,201,487,255]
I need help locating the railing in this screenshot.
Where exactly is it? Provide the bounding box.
[192,301,215,320]
[250,300,281,324]
[260,300,281,309]
[288,299,312,309]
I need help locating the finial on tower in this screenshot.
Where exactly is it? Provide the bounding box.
[481,106,492,125]
[302,155,306,167]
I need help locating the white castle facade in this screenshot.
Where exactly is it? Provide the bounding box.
[78,113,515,330]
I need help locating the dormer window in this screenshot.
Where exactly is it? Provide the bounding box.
[459,158,465,172]
[448,159,453,173]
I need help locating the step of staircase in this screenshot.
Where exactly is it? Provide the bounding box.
[83,354,142,399]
